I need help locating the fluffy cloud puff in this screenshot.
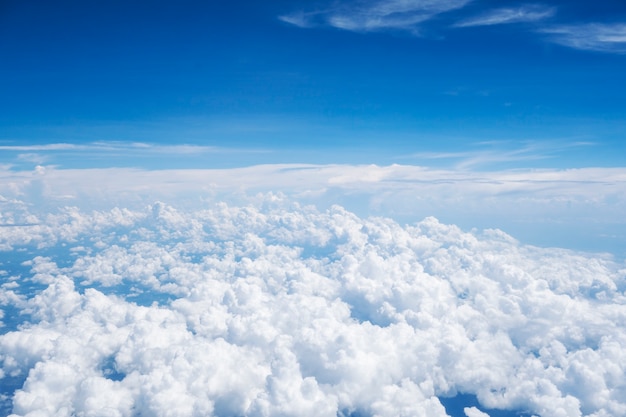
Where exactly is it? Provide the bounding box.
[1,200,625,417]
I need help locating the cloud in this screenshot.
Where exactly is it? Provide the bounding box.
[16,154,49,165]
[1,162,626,255]
[0,143,82,152]
[0,142,219,155]
[464,407,490,417]
[280,0,472,33]
[453,4,556,28]
[1,201,626,416]
[279,1,626,55]
[3,162,624,206]
[278,11,324,29]
[540,23,626,53]
[408,140,593,169]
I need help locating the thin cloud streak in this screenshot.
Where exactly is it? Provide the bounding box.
[0,143,82,152]
[452,4,556,28]
[0,142,219,154]
[407,140,594,170]
[278,11,321,28]
[540,23,626,53]
[281,1,626,55]
[280,0,472,33]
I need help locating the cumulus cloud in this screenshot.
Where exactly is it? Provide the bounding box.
[1,200,626,416]
[464,407,490,417]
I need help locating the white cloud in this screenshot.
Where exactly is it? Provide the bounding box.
[453,4,556,28]
[278,11,323,29]
[1,163,626,254]
[279,1,626,55]
[540,23,626,53]
[3,163,626,207]
[1,201,626,416]
[464,406,490,417]
[407,140,576,169]
[0,143,81,152]
[0,142,219,155]
[16,154,49,165]
[280,0,472,33]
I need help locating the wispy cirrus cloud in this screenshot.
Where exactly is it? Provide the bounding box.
[540,23,626,53]
[279,0,472,33]
[279,10,326,29]
[408,140,594,170]
[0,143,83,152]
[0,142,219,154]
[452,4,556,28]
[281,1,626,55]
[0,142,230,170]
[410,147,550,170]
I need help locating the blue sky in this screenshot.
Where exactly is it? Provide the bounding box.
[1,0,625,169]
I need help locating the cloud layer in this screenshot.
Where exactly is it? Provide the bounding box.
[1,200,626,416]
[2,162,626,254]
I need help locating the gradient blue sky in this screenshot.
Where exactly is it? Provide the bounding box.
[1,0,625,169]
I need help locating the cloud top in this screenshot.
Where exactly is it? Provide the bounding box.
[2,200,626,416]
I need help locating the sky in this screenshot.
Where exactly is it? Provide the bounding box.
[2,2,626,417]
[1,0,625,168]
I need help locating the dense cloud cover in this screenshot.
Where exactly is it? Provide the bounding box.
[1,199,625,417]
